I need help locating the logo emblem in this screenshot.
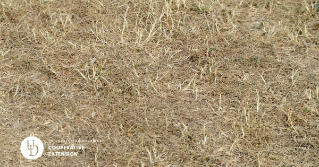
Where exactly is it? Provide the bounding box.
[20,136,44,159]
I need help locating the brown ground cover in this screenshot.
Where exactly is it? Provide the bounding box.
[1,0,319,166]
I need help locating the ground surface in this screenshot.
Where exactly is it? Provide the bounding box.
[1,0,319,166]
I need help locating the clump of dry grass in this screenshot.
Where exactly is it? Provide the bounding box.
[1,0,319,166]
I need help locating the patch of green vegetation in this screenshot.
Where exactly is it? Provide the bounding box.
[234,58,244,62]
[250,56,259,62]
[298,30,302,35]
[314,2,319,13]
[221,9,226,16]
[257,22,263,29]
[190,4,208,14]
[189,55,200,62]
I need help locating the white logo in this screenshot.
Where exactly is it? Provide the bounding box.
[20,136,44,159]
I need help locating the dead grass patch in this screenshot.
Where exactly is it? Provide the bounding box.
[1,0,319,166]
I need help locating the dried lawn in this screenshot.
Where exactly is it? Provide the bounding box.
[1,0,319,166]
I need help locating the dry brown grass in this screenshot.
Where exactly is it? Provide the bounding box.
[1,0,319,166]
